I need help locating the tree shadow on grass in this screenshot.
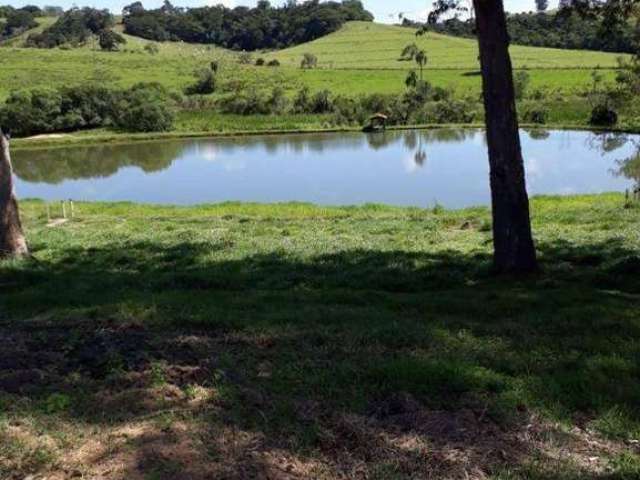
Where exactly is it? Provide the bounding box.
[1,239,639,478]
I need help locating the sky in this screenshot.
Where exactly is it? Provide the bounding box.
[4,0,543,22]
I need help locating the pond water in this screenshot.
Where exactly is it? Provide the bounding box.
[13,129,640,209]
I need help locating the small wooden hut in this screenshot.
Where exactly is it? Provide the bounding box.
[363,113,388,132]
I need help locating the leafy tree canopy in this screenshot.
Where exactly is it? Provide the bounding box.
[122,0,373,51]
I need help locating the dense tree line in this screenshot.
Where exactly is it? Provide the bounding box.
[420,10,637,53]
[0,83,174,136]
[25,7,114,48]
[122,0,373,51]
[0,5,52,40]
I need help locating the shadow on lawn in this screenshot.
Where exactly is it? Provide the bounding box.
[1,240,640,478]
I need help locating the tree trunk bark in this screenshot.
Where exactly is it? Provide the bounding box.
[0,129,28,258]
[473,0,537,273]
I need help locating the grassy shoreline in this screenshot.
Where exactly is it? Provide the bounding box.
[12,121,640,151]
[2,194,639,479]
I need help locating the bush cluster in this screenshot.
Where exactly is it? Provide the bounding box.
[26,7,113,48]
[0,83,174,136]
[215,83,482,127]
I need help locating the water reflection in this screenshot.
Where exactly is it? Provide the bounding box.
[12,129,639,208]
[13,143,184,184]
[583,132,640,191]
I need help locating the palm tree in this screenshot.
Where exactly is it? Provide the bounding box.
[400,43,419,61]
[405,70,418,89]
[415,50,427,81]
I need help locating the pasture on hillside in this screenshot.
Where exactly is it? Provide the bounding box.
[0,20,626,101]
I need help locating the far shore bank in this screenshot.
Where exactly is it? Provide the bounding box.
[12,122,640,151]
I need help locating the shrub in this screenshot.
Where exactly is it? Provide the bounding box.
[112,83,174,132]
[417,100,478,124]
[219,89,268,115]
[310,90,333,113]
[2,9,37,38]
[26,7,113,48]
[514,71,531,100]
[0,85,115,136]
[266,87,288,114]
[144,43,159,55]
[267,59,280,67]
[238,52,252,64]
[300,53,318,69]
[255,58,265,66]
[360,94,391,114]
[99,29,126,51]
[293,86,312,113]
[590,103,618,126]
[521,102,549,124]
[185,68,216,95]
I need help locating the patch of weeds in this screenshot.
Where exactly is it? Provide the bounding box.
[367,357,507,407]
[142,457,184,480]
[609,452,640,479]
[432,202,445,215]
[590,407,640,441]
[0,427,57,477]
[150,361,168,387]
[43,393,71,414]
[479,219,492,232]
[183,383,199,400]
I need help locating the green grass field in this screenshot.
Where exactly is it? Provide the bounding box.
[1,194,639,479]
[266,21,624,70]
[0,20,626,103]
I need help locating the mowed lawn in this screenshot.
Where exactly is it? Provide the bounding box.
[1,195,640,479]
[266,21,624,70]
[0,20,626,100]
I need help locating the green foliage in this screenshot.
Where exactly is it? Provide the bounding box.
[405,70,418,89]
[400,42,419,61]
[310,89,334,113]
[514,71,531,100]
[122,0,373,51]
[112,83,174,132]
[26,7,114,48]
[43,393,71,414]
[255,57,265,66]
[416,99,478,124]
[1,8,37,39]
[143,42,159,55]
[521,101,549,124]
[0,85,115,136]
[185,67,216,95]
[428,10,637,54]
[98,29,126,51]
[238,52,252,65]
[0,82,175,136]
[590,103,618,126]
[266,59,280,67]
[300,52,318,69]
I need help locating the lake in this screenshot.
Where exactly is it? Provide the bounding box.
[13,129,640,209]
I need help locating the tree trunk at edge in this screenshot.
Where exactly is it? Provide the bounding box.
[0,128,28,258]
[473,0,538,273]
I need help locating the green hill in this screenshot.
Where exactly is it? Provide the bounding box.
[266,21,624,70]
[0,21,627,103]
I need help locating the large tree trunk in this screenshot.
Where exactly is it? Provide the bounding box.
[473,0,537,273]
[0,129,28,258]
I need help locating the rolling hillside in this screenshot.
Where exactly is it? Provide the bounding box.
[266,21,624,70]
[0,21,627,101]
